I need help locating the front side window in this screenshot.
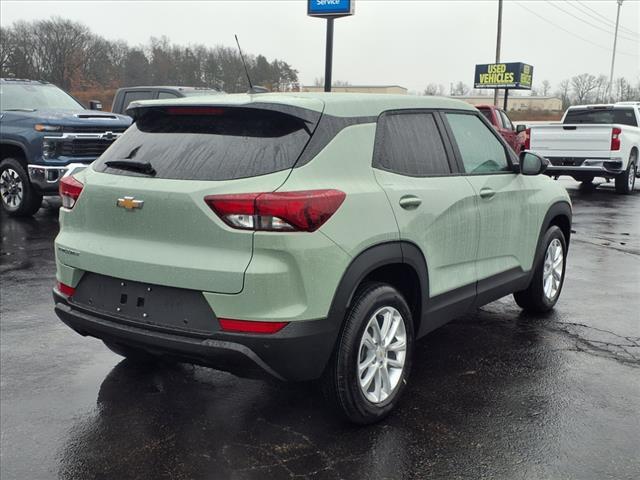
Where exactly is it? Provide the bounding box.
[374,112,451,176]
[446,113,510,174]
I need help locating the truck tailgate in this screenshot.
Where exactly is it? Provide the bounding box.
[530,124,613,156]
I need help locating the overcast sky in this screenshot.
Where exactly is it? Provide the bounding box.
[1,0,638,93]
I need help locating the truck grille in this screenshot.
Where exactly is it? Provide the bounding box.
[59,139,116,157]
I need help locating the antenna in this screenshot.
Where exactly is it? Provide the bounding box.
[235,34,253,91]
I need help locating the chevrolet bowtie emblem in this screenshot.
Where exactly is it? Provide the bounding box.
[116,196,144,210]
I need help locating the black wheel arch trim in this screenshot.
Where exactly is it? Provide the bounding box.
[326,240,429,337]
[0,140,29,164]
[536,200,572,256]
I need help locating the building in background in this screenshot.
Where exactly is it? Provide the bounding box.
[302,85,408,94]
[451,95,562,112]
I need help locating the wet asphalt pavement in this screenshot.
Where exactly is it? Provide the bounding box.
[1,179,639,480]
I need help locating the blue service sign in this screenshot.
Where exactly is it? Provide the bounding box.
[308,0,354,17]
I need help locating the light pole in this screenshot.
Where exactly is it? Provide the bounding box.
[493,0,503,107]
[609,0,624,101]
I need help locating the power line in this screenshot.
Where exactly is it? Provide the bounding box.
[544,0,638,42]
[512,1,637,57]
[573,0,639,37]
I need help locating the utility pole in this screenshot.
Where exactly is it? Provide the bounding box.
[493,0,503,106]
[608,0,623,101]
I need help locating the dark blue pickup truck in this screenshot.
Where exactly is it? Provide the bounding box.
[0,78,132,216]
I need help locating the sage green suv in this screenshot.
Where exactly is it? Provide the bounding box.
[53,93,571,424]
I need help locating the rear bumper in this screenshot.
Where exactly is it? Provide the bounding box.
[53,289,337,381]
[544,158,624,178]
[28,163,89,193]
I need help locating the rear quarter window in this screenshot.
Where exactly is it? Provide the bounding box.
[94,107,315,181]
[373,112,451,176]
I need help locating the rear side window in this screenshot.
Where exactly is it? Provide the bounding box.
[478,108,493,124]
[564,108,638,127]
[94,107,316,181]
[157,91,180,99]
[499,110,514,130]
[374,112,451,176]
[122,91,154,110]
[445,113,510,174]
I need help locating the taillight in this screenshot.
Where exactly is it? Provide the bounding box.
[56,281,76,297]
[611,127,621,151]
[205,189,346,232]
[219,318,288,334]
[524,128,531,150]
[59,176,84,209]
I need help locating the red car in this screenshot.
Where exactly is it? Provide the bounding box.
[476,104,526,153]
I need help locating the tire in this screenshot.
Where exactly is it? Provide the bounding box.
[614,154,636,195]
[0,158,43,216]
[514,225,567,313]
[322,282,414,425]
[103,341,172,364]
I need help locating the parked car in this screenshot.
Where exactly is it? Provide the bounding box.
[110,86,223,114]
[0,78,132,216]
[53,93,571,424]
[526,102,640,194]
[475,104,525,153]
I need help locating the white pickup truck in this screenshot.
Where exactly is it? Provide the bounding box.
[526,102,639,194]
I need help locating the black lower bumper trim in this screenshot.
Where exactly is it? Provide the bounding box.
[53,291,338,382]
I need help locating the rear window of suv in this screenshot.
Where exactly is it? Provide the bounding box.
[564,108,637,127]
[94,106,317,181]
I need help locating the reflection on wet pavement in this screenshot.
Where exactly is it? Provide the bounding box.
[1,181,639,480]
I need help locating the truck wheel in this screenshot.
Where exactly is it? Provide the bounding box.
[614,154,636,194]
[0,158,43,216]
[514,226,567,313]
[322,282,414,424]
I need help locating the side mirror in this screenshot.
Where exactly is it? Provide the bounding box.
[519,151,549,176]
[89,100,103,111]
[515,124,527,134]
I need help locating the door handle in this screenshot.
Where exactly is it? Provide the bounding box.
[399,195,422,210]
[479,188,496,199]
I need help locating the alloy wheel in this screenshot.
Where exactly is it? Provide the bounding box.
[0,168,24,209]
[357,306,407,404]
[543,238,564,301]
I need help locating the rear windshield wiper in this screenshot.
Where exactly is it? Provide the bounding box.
[104,160,156,175]
[3,108,37,112]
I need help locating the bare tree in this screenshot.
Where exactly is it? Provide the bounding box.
[557,79,571,109]
[423,83,444,96]
[541,80,551,96]
[571,73,598,105]
[33,18,91,89]
[613,77,638,102]
[593,75,609,103]
[0,17,298,94]
[0,27,14,74]
[451,81,470,96]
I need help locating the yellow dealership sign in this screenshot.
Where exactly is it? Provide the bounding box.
[474,62,533,90]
